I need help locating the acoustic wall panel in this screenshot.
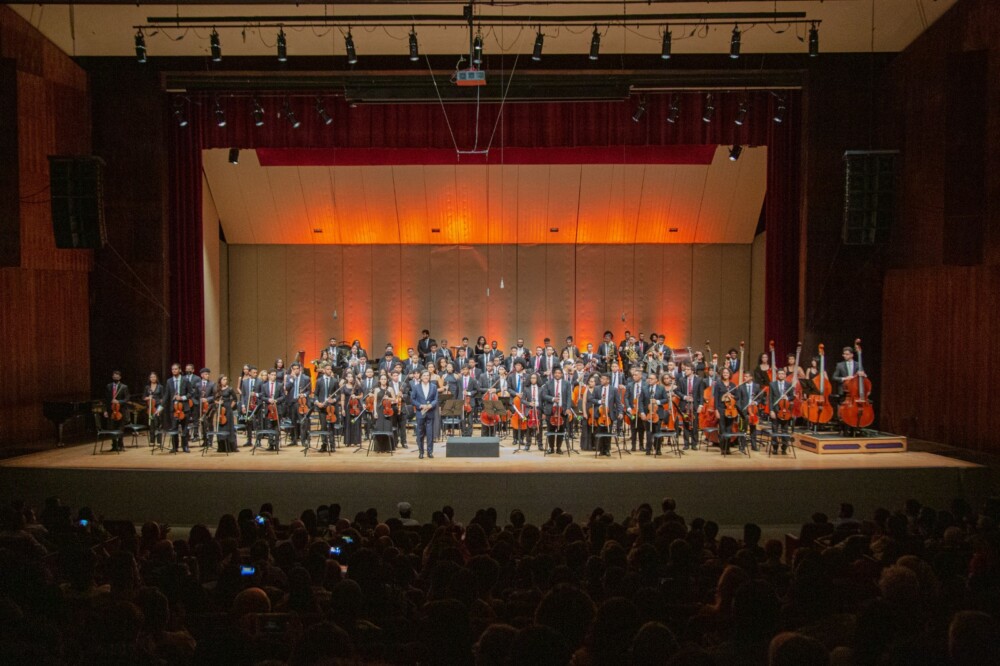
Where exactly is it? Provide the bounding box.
[222,243,761,379]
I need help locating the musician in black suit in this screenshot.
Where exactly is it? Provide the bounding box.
[456,366,477,435]
[378,352,399,375]
[580,343,596,368]
[677,363,703,450]
[182,364,201,441]
[608,362,626,391]
[739,371,762,452]
[562,336,581,362]
[417,329,433,361]
[194,368,217,448]
[214,375,239,453]
[425,342,446,369]
[454,347,470,371]
[724,348,741,379]
[591,373,623,456]
[143,371,166,446]
[715,367,742,455]
[239,367,261,447]
[541,367,574,454]
[313,364,339,452]
[165,363,192,453]
[259,368,284,450]
[389,370,409,448]
[404,349,423,376]
[411,370,438,459]
[512,339,530,364]
[456,337,473,361]
[624,368,648,452]
[522,373,545,451]
[832,346,865,397]
[283,363,311,447]
[645,373,667,455]
[103,370,130,452]
[769,368,794,454]
[484,340,503,368]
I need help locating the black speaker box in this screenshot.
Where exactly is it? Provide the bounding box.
[49,155,106,249]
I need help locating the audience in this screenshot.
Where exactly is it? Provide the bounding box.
[0,494,997,665]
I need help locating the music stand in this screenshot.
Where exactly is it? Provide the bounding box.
[481,399,505,438]
[441,399,465,438]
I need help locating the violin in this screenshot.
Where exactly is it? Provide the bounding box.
[838,339,875,428]
[173,396,185,420]
[382,393,395,417]
[645,388,659,424]
[597,404,611,427]
[247,392,257,413]
[463,394,472,414]
[325,399,338,423]
[364,393,376,413]
[526,404,540,429]
[218,401,228,425]
[111,400,123,422]
[665,390,678,430]
[549,406,565,428]
[804,343,834,424]
[348,395,361,417]
[267,399,279,422]
[297,394,309,415]
[722,391,739,419]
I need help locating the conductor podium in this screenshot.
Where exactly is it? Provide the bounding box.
[445,436,500,457]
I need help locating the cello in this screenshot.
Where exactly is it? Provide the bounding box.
[804,344,834,425]
[837,339,875,428]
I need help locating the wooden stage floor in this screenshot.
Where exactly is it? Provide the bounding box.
[0,438,989,528]
[0,439,980,474]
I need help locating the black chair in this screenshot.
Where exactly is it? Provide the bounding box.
[651,431,682,457]
[253,428,279,454]
[123,411,148,449]
[368,430,395,456]
[92,413,124,455]
[592,432,623,459]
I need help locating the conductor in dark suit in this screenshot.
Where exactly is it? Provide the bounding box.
[411,370,438,459]
[104,370,130,452]
[165,363,192,453]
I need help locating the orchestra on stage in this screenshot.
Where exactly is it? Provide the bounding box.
[102,329,874,459]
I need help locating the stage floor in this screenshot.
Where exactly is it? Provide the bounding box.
[0,438,989,528]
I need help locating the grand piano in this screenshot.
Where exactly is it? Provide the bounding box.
[42,397,102,446]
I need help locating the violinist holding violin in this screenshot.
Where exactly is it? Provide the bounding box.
[340,370,362,447]
[239,366,261,448]
[284,362,311,447]
[196,368,217,450]
[645,372,667,455]
[739,371,763,452]
[715,367,742,455]
[769,368,794,454]
[313,364,339,452]
[165,363,192,453]
[260,368,283,451]
[542,367,573,454]
[143,371,165,447]
[591,373,622,456]
[677,363,703,450]
[372,374,396,452]
[104,370,130,452]
[625,368,648,453]
[214,375,239,453]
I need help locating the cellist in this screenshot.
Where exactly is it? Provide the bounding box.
[522,372,544,451]
[769,368,793,454]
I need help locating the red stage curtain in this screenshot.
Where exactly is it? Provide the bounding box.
[168,114,205,367]
[169,91,799,364]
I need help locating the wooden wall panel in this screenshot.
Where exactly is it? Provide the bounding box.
[428,246,460,348]
[574,245,606,347]
[342,246,373,348]
[458,246,488,339]
[749,233,767,359]
[544,244,576,342]
[222,244,763,384]
[660,246,694,349]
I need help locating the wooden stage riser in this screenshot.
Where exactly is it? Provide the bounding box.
[794,432,908,455]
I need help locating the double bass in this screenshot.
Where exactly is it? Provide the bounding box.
[804,344,834,425]
[838,339,875,428]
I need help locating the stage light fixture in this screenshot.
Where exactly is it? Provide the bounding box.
[214,99,226,127]
[589,26,601,61]
[345,30,358,65]
[735,100,748,126]
[409,27,420,61]
[730,25,741,59]
[532,30,544,61]
[661,28,672,59]
[632,98,646,123]
[172,103,188,128]
[702,94,715,123]
[283,102,301,129]
[316,98,333,126]
[210,29,222,62]
[277,28,287,62]
[473,31,483,65]
[667,99,680,124]
[134,30,147,63]
[729,144,743,161]
[773,98,786,124]
[252,99,265,127]
[228,148,240,165]
[809,23,819,57]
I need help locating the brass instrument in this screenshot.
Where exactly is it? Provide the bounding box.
[625,342,639,365]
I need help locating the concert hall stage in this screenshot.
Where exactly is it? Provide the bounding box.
[0,441,989,528]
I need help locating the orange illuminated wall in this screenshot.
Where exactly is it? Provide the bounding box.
[223,243,763,377]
